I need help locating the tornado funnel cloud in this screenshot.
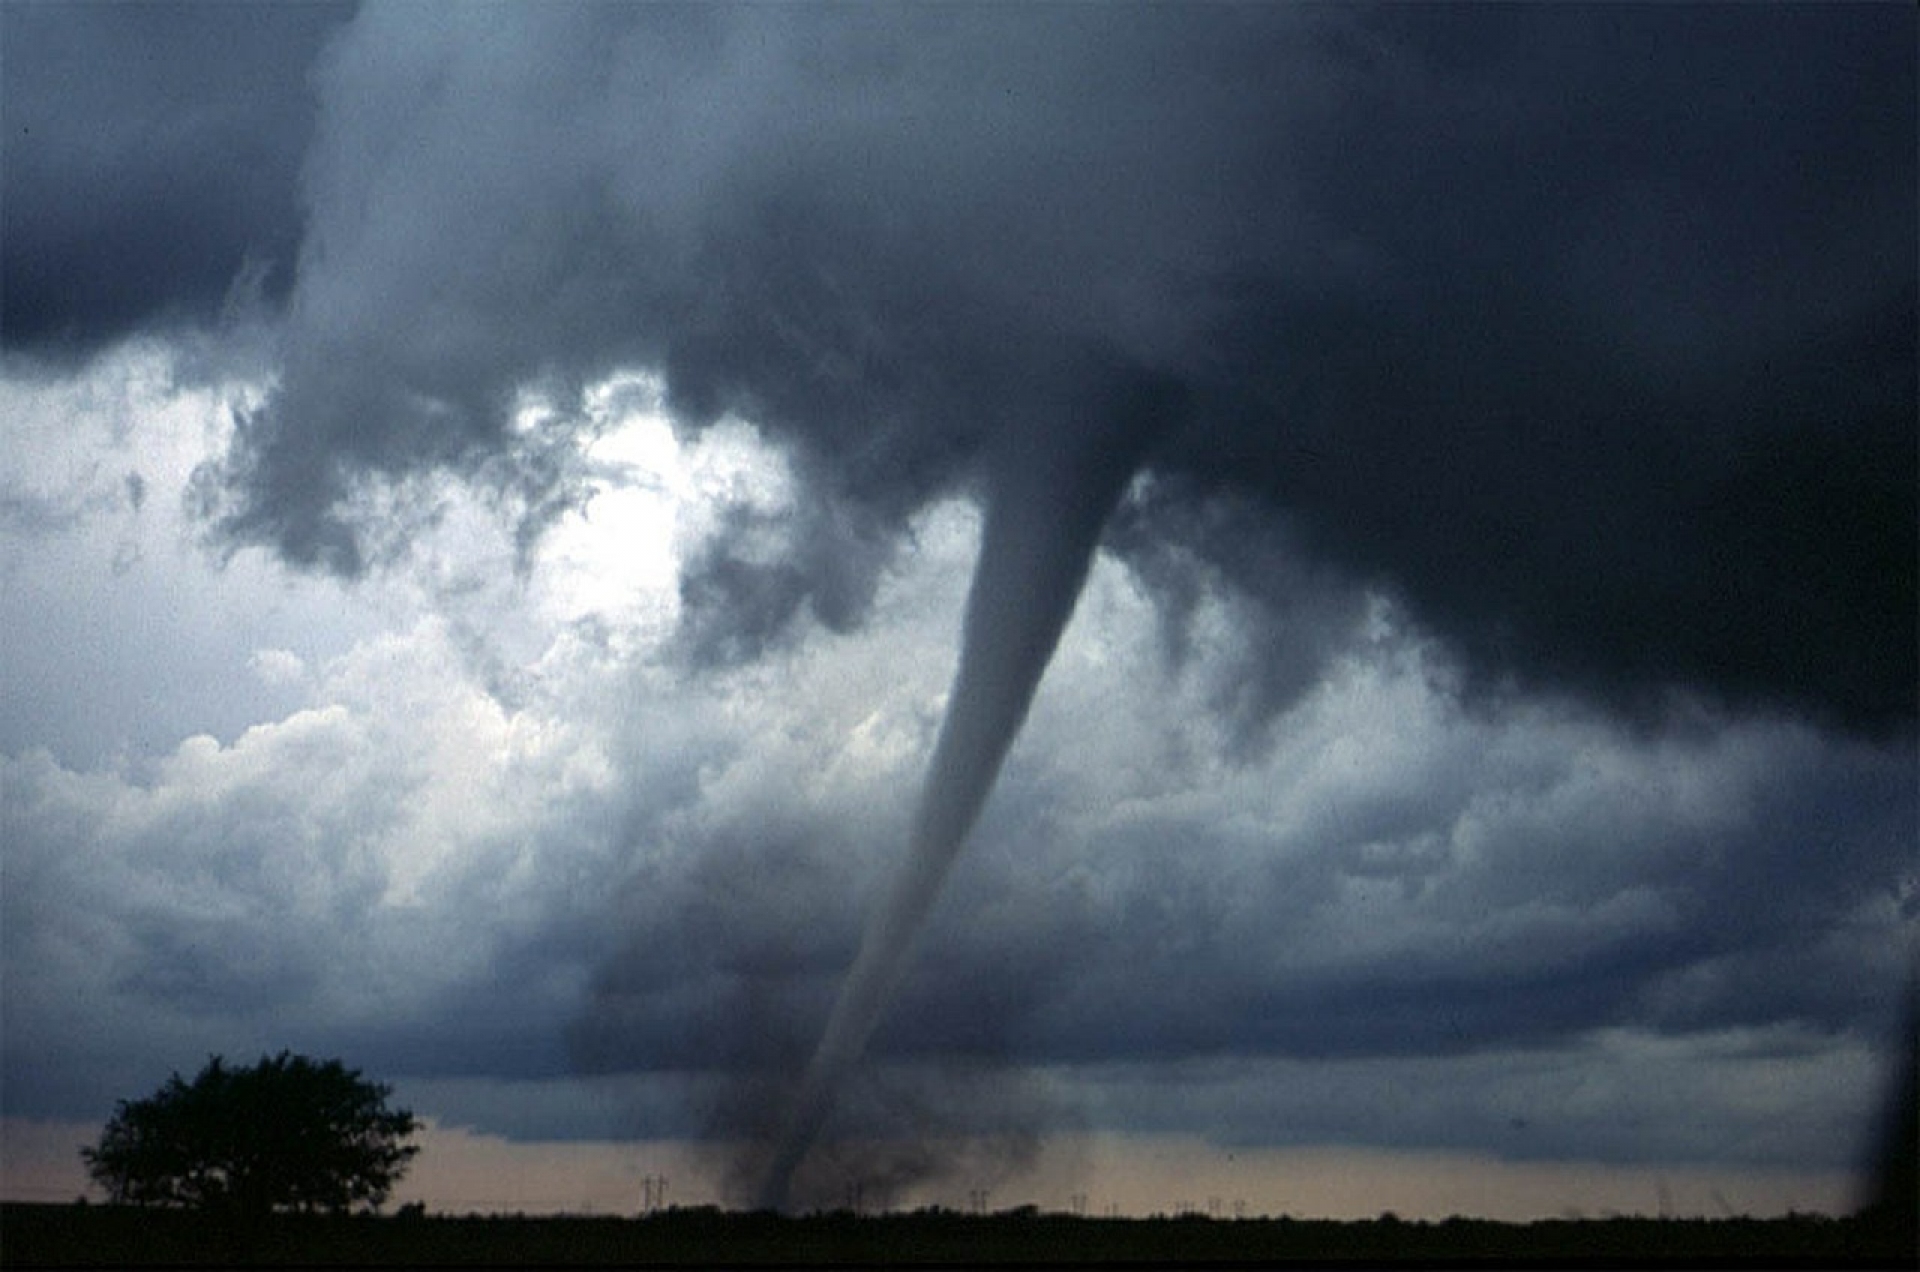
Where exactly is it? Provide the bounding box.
[755,376,1175,1211]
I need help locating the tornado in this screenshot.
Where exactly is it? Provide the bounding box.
[754,373,1175,1211]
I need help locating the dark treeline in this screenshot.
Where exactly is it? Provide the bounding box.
[3,1201,1912,1268]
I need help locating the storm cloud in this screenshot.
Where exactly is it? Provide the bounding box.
[1,2,352,359]
[14,2,1889,730]
[1,0,1913,1218]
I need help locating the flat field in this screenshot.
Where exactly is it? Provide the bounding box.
[2,1201,1911,1268]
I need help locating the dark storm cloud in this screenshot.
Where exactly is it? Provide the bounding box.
[1104,485,1376,755]
[132,1,1913,733]
[675,496,896,668]
[859,721,1916,1071]
[571,827,860,1077]
[0,2,354,361]
[1159,4,1916,734]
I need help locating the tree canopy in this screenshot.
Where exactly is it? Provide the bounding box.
[82,1051,420,1216]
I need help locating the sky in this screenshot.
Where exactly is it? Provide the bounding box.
[2,1,1914,1220]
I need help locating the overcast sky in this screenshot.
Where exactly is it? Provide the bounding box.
[2,1,1914,1218]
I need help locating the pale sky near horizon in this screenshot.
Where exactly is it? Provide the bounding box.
[1,1116,1861,1222]
[2,1,1913,1220]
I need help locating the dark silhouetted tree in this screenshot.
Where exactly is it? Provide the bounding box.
[82,1051,420,1216]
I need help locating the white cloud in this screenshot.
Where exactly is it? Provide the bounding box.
[247,647,308,687]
